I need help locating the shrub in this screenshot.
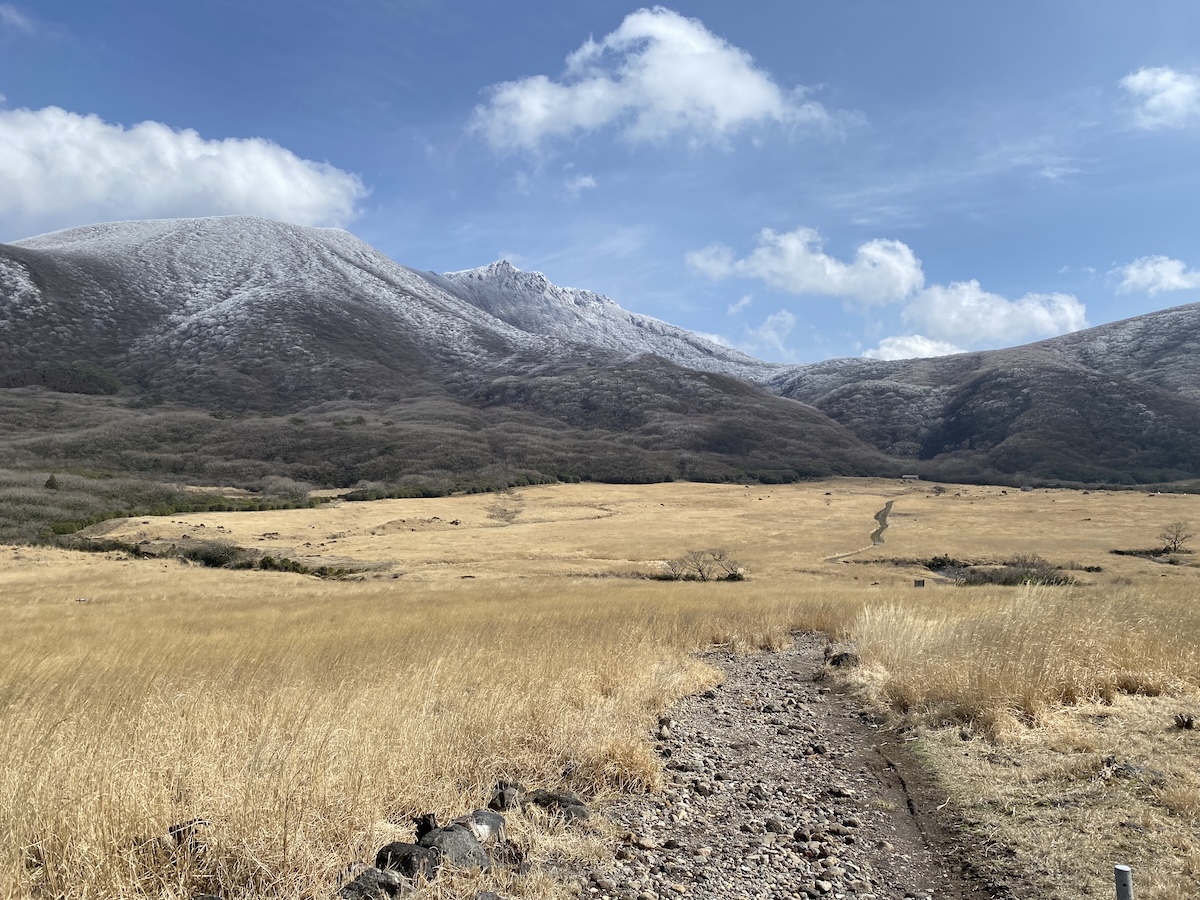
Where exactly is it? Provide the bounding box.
[959,553,1074,587]
[181,541,243,568]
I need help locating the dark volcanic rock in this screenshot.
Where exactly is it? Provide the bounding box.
[374,842,439,881]
[521,788,590,821]
[338,866,411,900]
[417,824,488,870]
[488,780,525,812]
[454,809,507,844]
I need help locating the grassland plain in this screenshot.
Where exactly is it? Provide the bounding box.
[2,479,1200,900]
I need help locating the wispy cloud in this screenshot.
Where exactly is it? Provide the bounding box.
[0,4,34,33]
[739,309,796,360]
[726,294,752,315]
[564,173,597,196]
[1120,66,1200,129]
[470,7,840,153]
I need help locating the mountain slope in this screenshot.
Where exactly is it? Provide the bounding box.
[0,216,889,489]
[428,260,775,381]
[770,309,1200,482]
[3,215,1200,488]
[3,217,557,408]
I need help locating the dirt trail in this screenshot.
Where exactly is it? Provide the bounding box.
[824,501,895,563]
[869,501,895,546]
[595,635,1009,900]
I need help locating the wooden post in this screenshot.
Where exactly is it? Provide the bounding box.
[1115,864,1134,900]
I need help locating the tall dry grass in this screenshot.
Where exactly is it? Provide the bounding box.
[0,567,832,900]
[851,583,1200,732]
[4,478,1200,899]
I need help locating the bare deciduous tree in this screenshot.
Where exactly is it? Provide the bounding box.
[661,549,747,581]
[682,549,715,582]
[664,557,689,580]
[1160,521,1194,554]
[709,548,747,580]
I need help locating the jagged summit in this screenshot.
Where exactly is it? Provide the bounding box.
[429,259,774,379]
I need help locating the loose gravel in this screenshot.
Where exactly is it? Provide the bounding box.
[589,634,1010,900]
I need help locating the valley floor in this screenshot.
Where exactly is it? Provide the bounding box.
[2,478,1199,899]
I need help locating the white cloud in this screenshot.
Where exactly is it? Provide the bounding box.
[685,242,736,279]
[1115,255,1200,294]
[0,4,34,32]
[692,224,1085,352]
[863,335,964,361]
[0,105,366,237]
[904,280,1087,345]
[695,331,735,348]
[1120,66,1200,129]
[564,173,597,195]
[471,6,835,152]
[726,294,752,315]
[688,226,924,305]
[740,309,796,360]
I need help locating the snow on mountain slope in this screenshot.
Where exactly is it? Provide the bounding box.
[1036,301,1200,400]
[7,217,558,375]
[429,261,779,381]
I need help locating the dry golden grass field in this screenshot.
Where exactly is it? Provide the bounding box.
[2,478,1200,900]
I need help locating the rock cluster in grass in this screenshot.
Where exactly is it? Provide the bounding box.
[338,782,590,899]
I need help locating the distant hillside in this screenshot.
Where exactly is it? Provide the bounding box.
[770,310,1200,483]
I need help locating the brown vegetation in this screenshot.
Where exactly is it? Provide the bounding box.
[2,479,1200,899]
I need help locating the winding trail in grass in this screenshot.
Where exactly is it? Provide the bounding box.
[870,500,896,545]
[824,500,897,563]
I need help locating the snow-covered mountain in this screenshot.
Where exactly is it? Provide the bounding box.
[6,217,550,385]
[427,260,776,381]
[3,215,1200,485]
[0,216,885,485]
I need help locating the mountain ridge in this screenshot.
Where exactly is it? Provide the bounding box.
[3,215,1200,487]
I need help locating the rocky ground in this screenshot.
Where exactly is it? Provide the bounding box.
[588,634,1010,900]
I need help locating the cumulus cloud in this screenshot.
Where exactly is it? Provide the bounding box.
[1115,255,1200,294]
[0,105,366,237]
[904,280,1087,345]
[688,227,924,305]
[862,335,964,361]
[0,4,34,32]
[691,225,1086,354]
[1120,66,1200,129]
[471,6,834,151]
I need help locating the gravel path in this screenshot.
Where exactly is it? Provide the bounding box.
[590,634,1009,900]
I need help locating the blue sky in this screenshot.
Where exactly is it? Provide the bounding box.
[2,1,1199,361]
